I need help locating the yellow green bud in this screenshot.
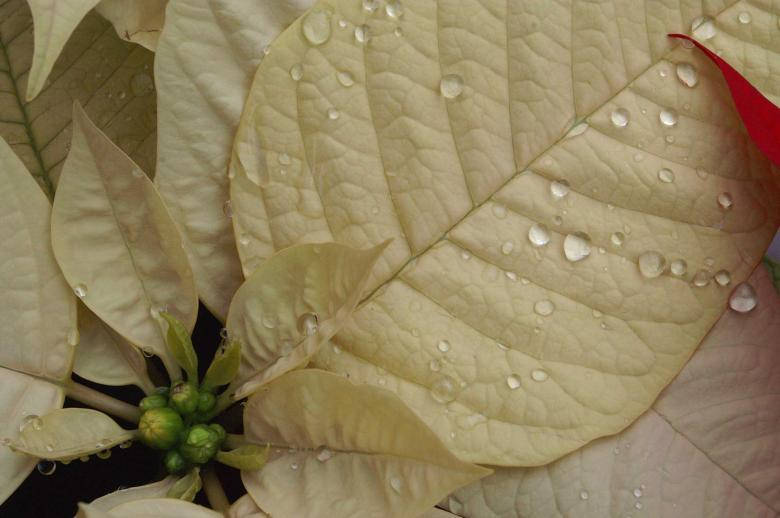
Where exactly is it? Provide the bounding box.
[164,450,188,474]
[138,407,184,450]
[197,391,216,413]
[169,381,199,415]
[179,424,221,464]
[138,394,168,412]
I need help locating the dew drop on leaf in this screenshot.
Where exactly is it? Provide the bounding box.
[657,168,675,183]
[610,232,625,247]
[430,375,458,403]
[738,11,752,24]
[659,108,679,127]
[670,259,688,276]
[301,9,332,46]
[97,449,111,459]
[429,359,441,372]
[354,25,371,44]
[729,282,758,313]
[297,312,319,337]
[534,300,555,317]
[73,284,88,298]
[327,108,341,120]
[290,462,299,470]
[717,192,733,210]
[66,328,80,347]
[675,62,698,87]
[580,490,589,500]
[389,476,403,494]
[506,374,521,390]
[492,204,507,219]
[610,108,630,128]
[437,340,451,353]
[289,64,303,81]
[36,461,56,476]
[692,270,710,287]
[337,71,355,87]
[550,180,570,200]
[531,369,549,382]
[500,240,514,255]
[362,0,380,13]
[638,251,667,279]
[633,487,643,498]
[714,270,731,286]
[563,233,592,262]
[691,16,717,40]
[385,1,403,18]
[316,447,333,462]
[440,74,464,99]
[527,223,551,247]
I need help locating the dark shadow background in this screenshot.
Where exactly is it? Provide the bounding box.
[1,304,247,517]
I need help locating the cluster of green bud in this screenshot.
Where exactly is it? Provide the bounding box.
[137,381,224,473]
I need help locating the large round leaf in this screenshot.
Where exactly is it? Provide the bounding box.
[230,0,780,466]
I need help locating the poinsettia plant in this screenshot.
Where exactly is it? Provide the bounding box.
[1,0,779,517]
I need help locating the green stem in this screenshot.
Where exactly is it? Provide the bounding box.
[66,381,141,423]
[202,469,229,512]
[224,433,248,450]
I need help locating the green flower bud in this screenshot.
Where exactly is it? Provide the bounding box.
[164,450,188,474]
[209,423,226,444]
[179,424,221,464]
[197,391,216,413]
[169,381,199,415]
[138,394,168,412]
[138,407,184,450]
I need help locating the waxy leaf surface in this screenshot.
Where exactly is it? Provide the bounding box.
[242,369,489,518]
[231,0,780,466]
[51,103,197,376]
[95,0,168,51]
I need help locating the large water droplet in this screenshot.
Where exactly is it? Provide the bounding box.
[37,460,56,476]
[691,16,717,40]
[714,269,731,286]
[73,284,87,298]
[670,259,688,276]
[675,62,698,87]
[563,233,592,262]
[692,270,710,287]
[130,73,154,96]
[729,282,757,313]
[534,300,555,317]
[302,9,332,46]
[337,71,355,87]
[431,375,458,403]
[611,108,630,128]
[657,168,675,183]
[501,240,514,255]
[506,374,521,390]
[738,11,752,24]
[610,232,625,247]
[550,180,570,200]
[659,108,679,127]
[638,251,667,278]
[437,340,451,353]
[385,0,404,18]
[354,24,371,44]
[290,64,303,81]
[297,312,319,336]
[389,476,403,494]
[531,369,549,382]
[717,192,733,210]
[528,223,551,247]
[440,74,464,99]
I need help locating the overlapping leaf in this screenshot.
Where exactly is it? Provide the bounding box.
[96,0,168,51]
[78,498,223,518]
[230,0,780,466]
[88,477,178,510]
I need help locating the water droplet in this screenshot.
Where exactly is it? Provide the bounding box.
[738,11,751,24]
[634,502,643,510]
[429,359,442,372]
[659,108,679,127]
[691,16,716,40]
[534,300,555,317]
[66,328,80,347]
[567,122,589,137]
[362,0,380,12]
[385,0,403,18]
[501,240,514,255]
[389,476,403,493]
[130,73,154,96]
[19,415,42,433]
[492,204,507,219]
[505,271,518,281]
[262,315,276,329]
[431,375,458,403]
[704,257,715,267]
[337,71,355,87]
[238,233,250,246]
[456,413,487,430]
[222,200,233,218]
[580,490,589,500]
[290,462,299,470]
[553,215,563,226]
[665,135,675,144]
[141,348,154,358]
[297,312,319,336]
[714,269,731,286]
[437,340,451,353]
[550,180,570,200]
[520,277,530,285]
[729,282,757,313]
[119,440,132,449]
[610,232,625,248]
[440,74,464,99]
[316,447,333,462]
[506,374,521,390]
[638,251,667,279]
[327,107,340,120]
[633,487,643,498]
[302,9,332,46]
[717,192,733,210]
[37,461,56,476]
[338,19,348,29]
[354,24,371,44]
[290,64,303,81]
[97,449,111,459]
[670,259,688,276]
[461,250,471,261]
[73,284,87,298]
[531,369,549,382]
[611,108,630,128]
[393,26,403,37]
[658,168,675,183]
[676,62,698,87]
[563,233,592,262]
[692,270,710,287]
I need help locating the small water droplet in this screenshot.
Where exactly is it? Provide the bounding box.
[362,0,380,12]
[610,232,625,248]
[429,359,442,372]
[634,502,643,510]
[302,9,332,46]
[385,0,404,18]
[73,284,87,298]
[327,107,340,120]
[316,446,333,462]
[567,122,589,137]
[714,269,731,286]
[501,240,514,255]
[692,270,710,287]
[437,340,451,353]
[691,16,716,40]
[290,64,303,81]
[117,91,126,100]
[717,192,733,210]
[461,250,471,261]
[505,271,518,281]
[431,375,459,403]
[676,62,698,87]
[290,462,299,470]
[141,347,154,358]
[531,369,548,382]
[729,282,757,313]
[393,26,403,37]
[440,74,464,99]
[738,11,752,24]
[611,108,630,128]
[337,71,355,87]
[97,449,111,459]
[492,204,507,219]
[563,233,592,262]
[354,24,371,44]
[633,153,645,163]
[665,135,675,144]
[338,19,348,29]
[670,259,688,276]
[37,461,56,476]
[550,180,570,200]
[658,168,675,183]
[297,312,319,336]
[580,490,589,500]
[238,233,251,246]
[633,487,643,498]
[638,251,667,278]
[506,374,521,390]
[389,476,403,493]
[520,277,530,285]
[534,300,555,317]
[613,446,620,455]
[659,108,679,127]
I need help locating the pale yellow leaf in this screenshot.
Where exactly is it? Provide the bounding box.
[230,0,780,466]
[51,103,197,376]
[73,303,155,393]
[448,264,780,517]
[78,498,223,518]
[154,0,316,320]
[242,369,490,518]
[11,407,134,460]
[0,367,63,506]
[226,241,388,399]
[96,0,167,51]
[88,477,178,511]
[0,137,76,380]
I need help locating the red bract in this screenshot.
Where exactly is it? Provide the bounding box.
[668,33,780,166]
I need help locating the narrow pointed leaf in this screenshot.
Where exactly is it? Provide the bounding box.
[89,477,178,510]
[11,408,134,460]
[242,370,490,518]
[161,312,198,382]
[215,444,269,471]
[226,241,389,399]
[51,103,197,378]
[166,467,201,502]
[95,0,167,51]
[202,339,241,392]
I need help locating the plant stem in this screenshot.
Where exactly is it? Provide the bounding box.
[202,469,229,512]
[66,381,141,423]
[224,433,248,450]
